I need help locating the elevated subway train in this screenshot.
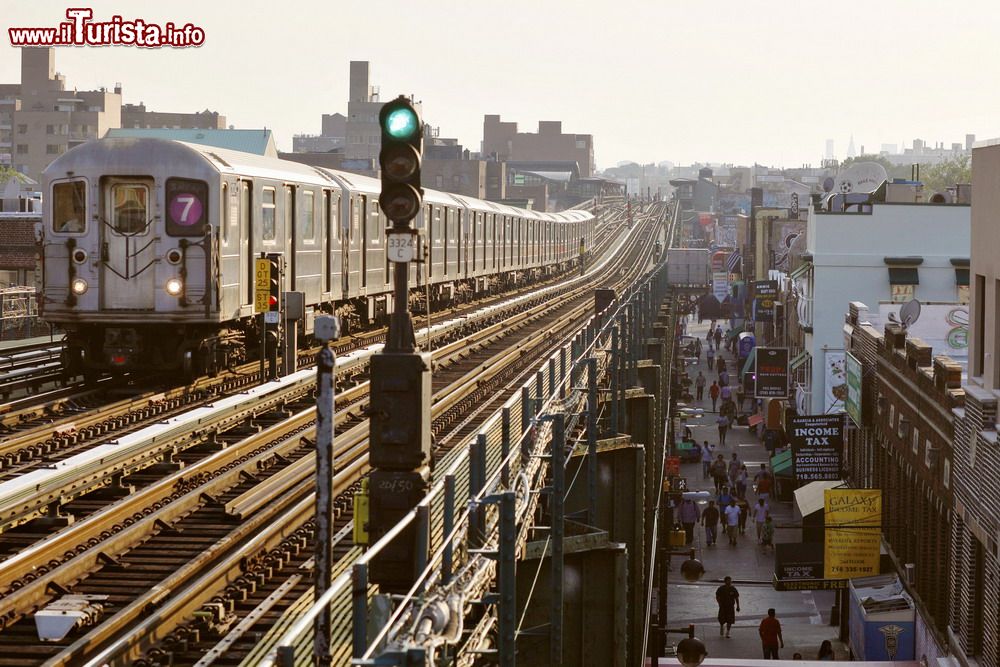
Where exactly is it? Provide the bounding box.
[41,138,596,376]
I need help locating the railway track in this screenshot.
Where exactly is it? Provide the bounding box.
[0,339,65,401]
[0,209,627,482]
[0,202,655,666]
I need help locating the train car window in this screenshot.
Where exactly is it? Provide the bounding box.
[262,187,276,241]
[284,186,294,242]
[351,195,360,243]
[112,183,150,234]
[165,178,207,236]
[52,180,86,234]
[370,201,382,245]
[302,191,316,242]
[221,183,229,243]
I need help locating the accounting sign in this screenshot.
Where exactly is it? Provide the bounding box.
[789,414,844,481]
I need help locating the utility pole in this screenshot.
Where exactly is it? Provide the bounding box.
[312,314,340,665]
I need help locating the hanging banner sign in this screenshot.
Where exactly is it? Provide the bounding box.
[824,488,882,579]
[845,352,863,427]
[789,414,844,481]
[755,347,789,399]
[752,280,779,322]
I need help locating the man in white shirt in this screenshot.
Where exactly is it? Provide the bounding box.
[724,499,742,546]
[752,498,770,543]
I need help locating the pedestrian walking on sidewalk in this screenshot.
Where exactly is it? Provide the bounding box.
[701,441,714,479]
[706,346,716,371]
[717,356,727,376]
[737,498,750,535]
[817,640,835,661]
[761,515,775,553]
[736,464,749,499]
[735,383,745,414]
[754,464,773,502]
[679,498,700,545]
[717,414,730,447]
[715,576,740,637]
[695,338,703,361]
[702,500,720,546]
[758,608,784,659]
[718,485,734,508]
[727,452,742,487]
[711,455,728,493]
[753,498,770,542]
[724,499,741,545]
[714,326,723,349]
[695,372,706,400]
[709,382,720,411]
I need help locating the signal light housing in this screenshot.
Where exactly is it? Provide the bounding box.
[378,97,423,224]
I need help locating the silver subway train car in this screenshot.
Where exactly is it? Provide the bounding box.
[41,138,595,376]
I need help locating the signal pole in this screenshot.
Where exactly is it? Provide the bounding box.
[368,96,433,593]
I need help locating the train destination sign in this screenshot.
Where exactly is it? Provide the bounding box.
[789,414,844,481]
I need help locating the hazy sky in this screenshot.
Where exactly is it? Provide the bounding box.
[4,0,999,169]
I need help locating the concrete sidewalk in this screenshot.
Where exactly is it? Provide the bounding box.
[663,317,848,661]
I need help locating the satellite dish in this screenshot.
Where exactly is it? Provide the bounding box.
[834,161,889,194]
[899,299,921,328]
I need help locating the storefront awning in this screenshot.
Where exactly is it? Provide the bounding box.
[788,261,813,280]
[888,267,919,285]
[789,350,811,371]
[793,480,847,517]
[770,448,793,476]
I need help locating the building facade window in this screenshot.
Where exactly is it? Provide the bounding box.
[15,144,27,154]
[46,144,62,155]
[912,427,920,454]
[888,266,919,303]
[16,124,26,134]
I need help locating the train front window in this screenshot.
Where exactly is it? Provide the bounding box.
[52,180,86,234]
[111,184,149,234]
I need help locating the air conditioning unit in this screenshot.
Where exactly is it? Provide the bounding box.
[904,563,916,585]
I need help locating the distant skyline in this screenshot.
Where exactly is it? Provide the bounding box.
[3,0,1000,170]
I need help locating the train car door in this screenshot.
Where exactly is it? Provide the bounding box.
[241,180,253,307]
[100,177,155,309]
[325,190,343,301]
[346,194,361,295]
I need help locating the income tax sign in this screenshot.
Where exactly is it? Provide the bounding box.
[789,414,844,481]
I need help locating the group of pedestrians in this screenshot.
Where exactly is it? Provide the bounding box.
[715,580,836,660]
[688,320,838,661]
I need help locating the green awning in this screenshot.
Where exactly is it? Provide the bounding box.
[789,350,811,371]
[956,268,970,286]
[788,261,813,280]
[741,347,757,376]
[888,267,919,285]
[771,448,793,475]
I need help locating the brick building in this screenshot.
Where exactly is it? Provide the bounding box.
[482,115,594,178]
[844,304,963,660]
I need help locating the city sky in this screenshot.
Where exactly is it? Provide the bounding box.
[3,0,999,170]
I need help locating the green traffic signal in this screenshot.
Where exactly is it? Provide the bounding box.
[383,107,419,141]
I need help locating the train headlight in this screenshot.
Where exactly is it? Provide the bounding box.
[165,278,184,296]
[71,278,88,295]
